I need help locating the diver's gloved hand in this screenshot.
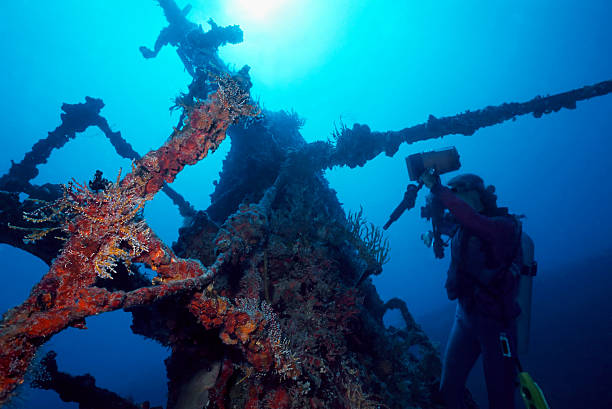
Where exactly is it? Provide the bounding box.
[419,168,441,189]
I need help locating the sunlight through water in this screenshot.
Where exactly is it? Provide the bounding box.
[228,0,288,22]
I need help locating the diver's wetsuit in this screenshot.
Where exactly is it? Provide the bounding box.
[431,184,520,409]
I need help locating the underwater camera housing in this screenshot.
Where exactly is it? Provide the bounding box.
[409,147,461,258]
[383,146,461,241]
[405,146,461,181]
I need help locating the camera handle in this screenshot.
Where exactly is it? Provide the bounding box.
[383,182,423,230]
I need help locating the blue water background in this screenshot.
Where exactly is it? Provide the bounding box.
[1,1,611,407]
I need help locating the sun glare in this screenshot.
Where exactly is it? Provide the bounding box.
[214,0,342,88]
[230,0,288,22]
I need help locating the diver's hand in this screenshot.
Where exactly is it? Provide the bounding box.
[419,169,439,189]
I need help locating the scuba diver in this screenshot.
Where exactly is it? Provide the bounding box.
[419,171,522,409]
[384,148,547,408]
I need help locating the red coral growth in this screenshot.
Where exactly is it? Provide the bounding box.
[246,342,274,372]
[0,82,258,404]
[245,383,264,409]
[189,289,300,382]
[188,294,231,329]
[144,235,205,283]
[264,387,290,409]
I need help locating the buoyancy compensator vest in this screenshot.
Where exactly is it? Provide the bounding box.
[446,215,523,322]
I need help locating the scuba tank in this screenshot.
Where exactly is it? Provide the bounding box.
[515,230,537,355]
[514,231,549,408]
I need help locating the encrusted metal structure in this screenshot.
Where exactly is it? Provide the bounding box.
[0,1,610,408]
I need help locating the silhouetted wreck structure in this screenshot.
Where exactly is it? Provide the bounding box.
[1,1,610,408]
